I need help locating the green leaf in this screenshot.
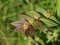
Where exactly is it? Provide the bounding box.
[26,11,40,19]
[33,20,47,31]
[49,16,60,24]
[35,5,47,15]
[18,15,34,24]
[40,18,58,27]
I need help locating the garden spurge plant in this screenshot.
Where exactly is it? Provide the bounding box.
[11,3,59,44]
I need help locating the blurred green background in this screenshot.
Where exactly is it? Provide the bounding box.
[0,0,60,45]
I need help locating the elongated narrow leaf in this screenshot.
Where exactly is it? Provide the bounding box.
[11,19,26,27]
[33,20,47,31]
[26,11,40,19]
[40,18,58,27]
[14,26,23,32]
[35,5,47,16]
[49,16,60,24]
[18,15,34,24]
